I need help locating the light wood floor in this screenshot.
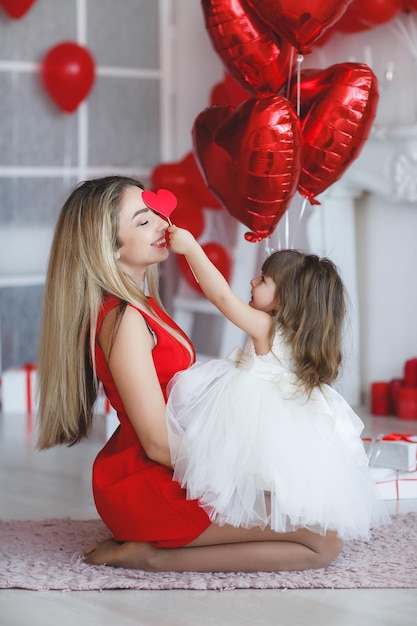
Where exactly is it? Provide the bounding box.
[1,407,417,626]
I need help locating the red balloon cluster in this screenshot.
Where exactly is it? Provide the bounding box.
[191,0,379,242]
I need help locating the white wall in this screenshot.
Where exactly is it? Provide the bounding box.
[171,0,223,157]
[357,194,417,389]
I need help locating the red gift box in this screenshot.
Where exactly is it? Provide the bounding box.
[404,358,417,387]
[370,381,390,415]
[397,387,417,420]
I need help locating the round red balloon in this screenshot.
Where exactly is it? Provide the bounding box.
[201,0,295,96]
[0,0,36,19]
[41,42,96,113]
[289,63,379,204]
[177,242,231,294]
[193,95,302,242]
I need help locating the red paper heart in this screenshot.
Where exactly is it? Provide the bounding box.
[142,189,177,220]
[201,0,295,96]
[246,0,353,54]
[193,96,302,242]
[0,0,36,19]
[289,63,379,204]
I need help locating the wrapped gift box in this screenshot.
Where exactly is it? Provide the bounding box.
[1,368,118,422]
[1,364,37,414]
[371,467,417,500]
[364,434,417,472]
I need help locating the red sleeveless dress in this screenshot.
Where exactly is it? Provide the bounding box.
[92,294,211,547]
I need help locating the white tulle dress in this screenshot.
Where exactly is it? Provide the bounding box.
[166,330,390,540]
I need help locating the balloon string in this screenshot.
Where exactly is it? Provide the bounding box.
[296,54,304,117]
[290,195,308,248]
[286,46,295,100]
[264,237,273,257]
[284,210,290,249]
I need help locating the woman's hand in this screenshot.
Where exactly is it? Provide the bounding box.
[167,225,197,255]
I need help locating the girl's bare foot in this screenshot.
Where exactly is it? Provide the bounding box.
[83,537,159,570]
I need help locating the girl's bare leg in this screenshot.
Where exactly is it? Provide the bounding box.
[84,524,343,572]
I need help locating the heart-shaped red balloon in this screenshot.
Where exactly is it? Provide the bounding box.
[246,0,353,54]
[289,63,379,204]
[41,42,96,113]
[142,189,177,221]
[0,0,36,19]
[193,96,302,242]
[201,0,295,96]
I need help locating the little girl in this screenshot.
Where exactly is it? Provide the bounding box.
[167,225,389,541]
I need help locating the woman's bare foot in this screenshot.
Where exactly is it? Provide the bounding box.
[83,537,119,560]
[83,537,159,570]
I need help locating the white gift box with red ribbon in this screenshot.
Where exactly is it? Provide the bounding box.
[364,433,417,472]
[1,363,37,414]
[371,467,417,500]
[1,367,117,423]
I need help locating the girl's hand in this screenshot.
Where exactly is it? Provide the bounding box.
[167,225,197,255]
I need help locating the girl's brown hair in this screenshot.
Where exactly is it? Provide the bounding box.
[262,249,346,394]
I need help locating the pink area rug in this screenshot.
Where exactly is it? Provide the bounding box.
[0,514,416,591]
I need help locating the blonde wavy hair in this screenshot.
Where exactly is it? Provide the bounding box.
[37,176,193,449]
[262,249,347,394]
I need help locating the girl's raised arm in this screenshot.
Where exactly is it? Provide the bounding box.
[168,226,272,348]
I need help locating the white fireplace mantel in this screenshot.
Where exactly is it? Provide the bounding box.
[307,124,417,406]
[345,125,417,202]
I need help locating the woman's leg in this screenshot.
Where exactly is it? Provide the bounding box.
[84,524,343,572]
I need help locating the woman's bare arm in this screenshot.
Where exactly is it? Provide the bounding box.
[168,226,273,350]
[98,305,172,467]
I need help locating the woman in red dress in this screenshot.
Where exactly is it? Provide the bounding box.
[37,176,342,572]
